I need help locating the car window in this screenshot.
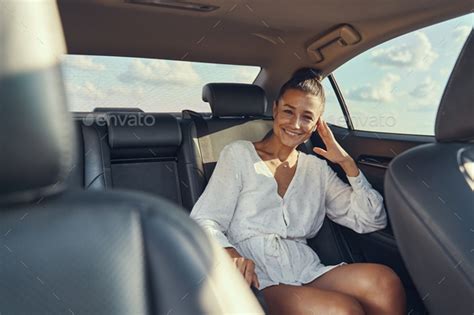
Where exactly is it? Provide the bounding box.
[333,14,472,135]
[61,55,260,112]
[321,77,347,128]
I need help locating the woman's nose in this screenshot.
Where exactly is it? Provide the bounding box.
[290,116,301,129]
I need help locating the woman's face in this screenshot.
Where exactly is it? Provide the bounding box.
[272,89,323,148]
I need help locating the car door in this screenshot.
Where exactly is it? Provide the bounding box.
[307,14,472,314]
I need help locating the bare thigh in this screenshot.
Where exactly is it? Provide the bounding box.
[306,263,406,315]
[262,283,364,315]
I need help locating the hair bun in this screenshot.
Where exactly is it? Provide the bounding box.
[291,67,322,82]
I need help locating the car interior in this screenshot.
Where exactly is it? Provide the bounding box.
[1,0,472,314]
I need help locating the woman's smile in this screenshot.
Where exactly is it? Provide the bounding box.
[282,128,303,137]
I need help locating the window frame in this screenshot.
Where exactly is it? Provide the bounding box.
[327,73,354,130]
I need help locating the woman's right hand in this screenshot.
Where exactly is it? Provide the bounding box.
[225,247,260,289]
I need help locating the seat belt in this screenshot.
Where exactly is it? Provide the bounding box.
[182,110,208,139]
[182,110,212,181]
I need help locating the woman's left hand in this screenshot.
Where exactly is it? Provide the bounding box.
[313,119,360,177]
[312,119,352,164]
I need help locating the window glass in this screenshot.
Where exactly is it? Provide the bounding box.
[61,55,261,112]
[333,14,472,135]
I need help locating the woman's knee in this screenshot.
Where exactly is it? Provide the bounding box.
[364,264,405,308]
[263,285,365,315]
[324,294,365,315]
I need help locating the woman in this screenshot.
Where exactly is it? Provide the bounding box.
[190,68,406,315]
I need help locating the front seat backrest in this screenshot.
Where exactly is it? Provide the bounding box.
[0,2,262,314]
[384,31,474,315]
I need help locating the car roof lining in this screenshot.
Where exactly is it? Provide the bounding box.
[58,0,471,102]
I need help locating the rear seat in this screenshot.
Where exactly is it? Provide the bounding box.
[69,112,195,209]
[69,84,274,208]
[68,119,111,190]
[107,112,185,205]
[67,83,347,308]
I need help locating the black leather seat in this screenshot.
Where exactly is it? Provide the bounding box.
[69,111,202,210]
[106,112,196,208]
[68,119,112,190]
[0,2,262,314]
[384,32,474,314]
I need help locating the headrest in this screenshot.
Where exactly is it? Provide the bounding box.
[202,83,267,117]
[0,1,73,205]
[107,113,182,149]
[93,107,144,113]
[435,31,473,142]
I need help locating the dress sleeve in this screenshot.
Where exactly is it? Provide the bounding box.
[189,144,242,248]
[323,161,387,233]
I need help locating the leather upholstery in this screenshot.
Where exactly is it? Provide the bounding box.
[435,31,473,142]
[202,83,267,117]
[107,113,182,149]
[94,107,144,113]
[384,30,474,314]
[0,4,72,205]
[0,190,262,314]
[82,123,112,189]
[67,120,111,190]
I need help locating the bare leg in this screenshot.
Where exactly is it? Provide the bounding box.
[262,283,365,315]
[306,263,406,315]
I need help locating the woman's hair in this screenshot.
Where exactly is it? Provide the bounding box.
[276,67,326,112]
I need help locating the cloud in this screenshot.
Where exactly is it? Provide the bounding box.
[63,56,106,71]
[410,77,438,99]
[371,31,438,70]
[118,59,200,86]
[453,25,472,43]
[439,67,450,76]
[66,81,106,100]
[408,77,442,110]
[107,86,146,99]
[346,73,400,103]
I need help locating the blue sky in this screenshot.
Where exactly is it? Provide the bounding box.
[328,13,472,135]
[61,13,472,136]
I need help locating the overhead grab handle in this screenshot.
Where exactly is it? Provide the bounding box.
[306,24,361,63]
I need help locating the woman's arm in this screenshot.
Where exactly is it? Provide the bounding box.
[190,144,259,288]
[324,162,387,233]
[190,144,242,248]
[313,119,387,233]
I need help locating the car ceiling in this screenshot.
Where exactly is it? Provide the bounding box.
[58,0,471,99]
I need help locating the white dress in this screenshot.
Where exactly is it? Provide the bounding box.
[190,140,387,290]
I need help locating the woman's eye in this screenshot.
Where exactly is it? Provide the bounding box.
[304,116,313,121]
[283,109,292,114]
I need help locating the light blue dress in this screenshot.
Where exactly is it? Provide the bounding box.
[190,140,387,290]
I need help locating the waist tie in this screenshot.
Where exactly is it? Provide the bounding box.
[263,234,306,257]
[232,234,306,257]
[265,234,282,257]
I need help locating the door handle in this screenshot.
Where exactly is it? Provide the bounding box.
[357,156,391,169]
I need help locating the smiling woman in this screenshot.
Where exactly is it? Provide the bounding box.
[60,55,260,112]
[189,68,404,315]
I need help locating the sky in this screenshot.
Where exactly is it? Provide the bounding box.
[61,56,260,113]
[61,13,472,136]
[327,13,473,135]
